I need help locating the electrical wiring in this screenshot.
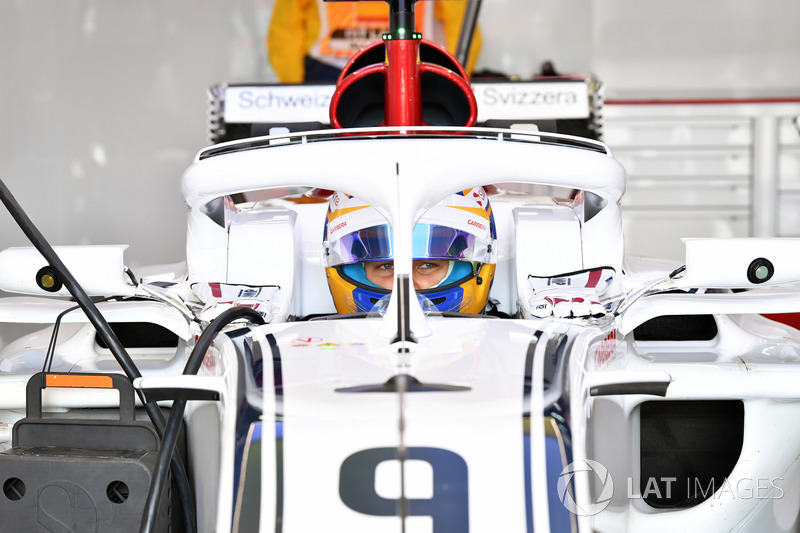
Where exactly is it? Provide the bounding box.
[140,305,265,533]
[0,176,197,533]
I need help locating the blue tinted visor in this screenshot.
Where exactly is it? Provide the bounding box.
[325,223,493,266]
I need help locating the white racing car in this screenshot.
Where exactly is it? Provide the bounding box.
[2,1,800,532]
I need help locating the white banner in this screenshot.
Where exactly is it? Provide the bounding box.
[224,85,335,123]
[472,81,590,121]
[223,80,590,124]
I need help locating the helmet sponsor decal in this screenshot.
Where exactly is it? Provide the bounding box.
[467,219,486,231]
[329,221,348,235]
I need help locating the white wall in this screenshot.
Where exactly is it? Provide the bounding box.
[475,0,800,97]
[475,0,593,80]
[1,0,799,268]
[590,0,800,98]
[0,1,275,268]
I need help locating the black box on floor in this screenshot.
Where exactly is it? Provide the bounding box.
[0,373,175,532]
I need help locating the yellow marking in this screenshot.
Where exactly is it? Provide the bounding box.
[327,205,370,222]
[449,205,492,220]
[318,343,339,350]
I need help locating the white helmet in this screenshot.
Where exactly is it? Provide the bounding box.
[323,187,497,314]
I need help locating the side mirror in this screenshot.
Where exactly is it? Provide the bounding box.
[0,245,139,297]
[615,237,800,329]
[675,238,800,289]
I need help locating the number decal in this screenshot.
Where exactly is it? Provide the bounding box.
[339,447,469,532]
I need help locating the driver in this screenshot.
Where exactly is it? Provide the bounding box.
[322,187,497,314]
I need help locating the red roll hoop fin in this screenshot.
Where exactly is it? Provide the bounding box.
[329,0,477,129]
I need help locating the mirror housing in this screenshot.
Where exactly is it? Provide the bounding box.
[676,238,800,289]
[0,245,139,297]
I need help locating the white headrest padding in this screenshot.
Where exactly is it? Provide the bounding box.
[227,208,297,315]
[514,205,583,312]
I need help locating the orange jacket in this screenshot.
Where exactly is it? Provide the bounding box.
[267,0,482,83]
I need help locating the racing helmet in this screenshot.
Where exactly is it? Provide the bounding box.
[323,188,497,314]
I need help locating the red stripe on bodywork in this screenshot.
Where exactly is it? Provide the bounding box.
[210,283,222,298]
[585,269,602,288]
[763,313,800,331]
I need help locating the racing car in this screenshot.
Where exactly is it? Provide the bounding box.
[2,1,800,532]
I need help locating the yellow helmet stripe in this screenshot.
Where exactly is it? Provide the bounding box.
[327,205,371,222]
[447,205,492,220]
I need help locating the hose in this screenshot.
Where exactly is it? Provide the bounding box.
[140,306,265,533]
[0,177,197,533]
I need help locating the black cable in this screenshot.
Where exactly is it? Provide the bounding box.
[0,179,144,395]
[140,306,265,533]
[455,0,482,69]
[0,177,196,533]
[39,307,197,533]
[43,296,117,373]
[43,305,78,374]
[669,265,687,278]
[125,267,139,287]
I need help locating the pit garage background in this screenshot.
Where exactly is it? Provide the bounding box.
[1,0,799,270]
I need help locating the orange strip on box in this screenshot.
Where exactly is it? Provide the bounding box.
[45,374,113,389]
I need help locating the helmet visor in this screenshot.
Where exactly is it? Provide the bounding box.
[325,223,493,266]
[413,224,493,263]
[325,225,393,266]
